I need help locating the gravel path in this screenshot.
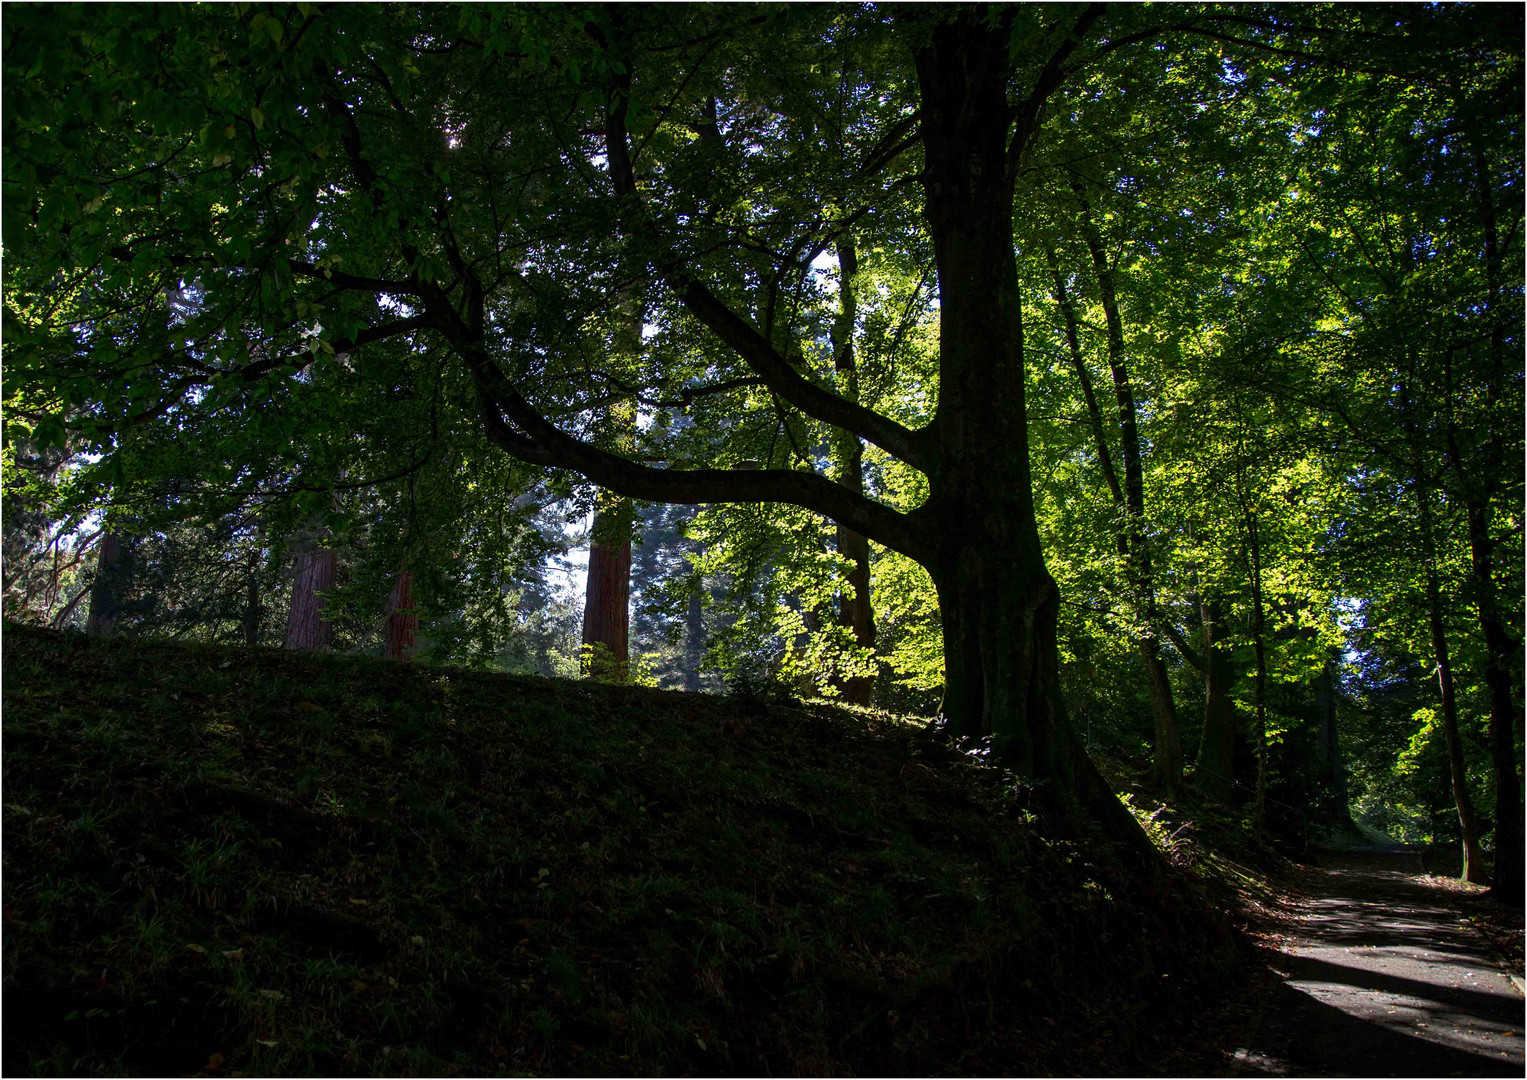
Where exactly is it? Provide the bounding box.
[1234,849,1524,1077]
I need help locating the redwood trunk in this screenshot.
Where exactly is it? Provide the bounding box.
[582,504,632,679]
[283,538,336,651]
[384,571,418,662]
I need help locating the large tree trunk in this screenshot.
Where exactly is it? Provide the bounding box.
[914,20,1161,889]
[384,570,418,662]
[582,499,632,680]
[283,535,336,651]
[85,531,127,637]
[832,236,875,705]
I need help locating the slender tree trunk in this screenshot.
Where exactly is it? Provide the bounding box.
[1419,502,1488,884]
[243,544,262,647]
[1197,593,1238,804]
[1404,373,1489,885]
[1314,655,1352,826]
[1452,141,1522,903]
[86,531,126,637]
[384,570,418,662]
[1047,238,1182,795]
[283,534,336,651]
[1245,510,1270,836]
[1425,568,1488,884]
[682,583,704,692]
[832,236,875,704]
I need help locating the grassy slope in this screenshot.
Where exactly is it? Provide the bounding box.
[3,624,1248,1076]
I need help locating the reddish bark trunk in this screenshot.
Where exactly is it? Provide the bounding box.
[582,505,632,679]
[384,571,418,662]
[284,540,336,651]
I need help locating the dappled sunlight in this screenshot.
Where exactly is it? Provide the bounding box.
[1240,851,1524,1076]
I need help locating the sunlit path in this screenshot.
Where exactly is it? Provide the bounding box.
[1236,851,1524,1077]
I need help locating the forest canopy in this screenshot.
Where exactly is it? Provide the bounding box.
[3,4,1522,893]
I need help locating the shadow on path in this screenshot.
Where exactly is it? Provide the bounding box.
[1234,850,1523,1077]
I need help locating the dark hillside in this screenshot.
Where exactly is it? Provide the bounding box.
[3,624,1247,1076]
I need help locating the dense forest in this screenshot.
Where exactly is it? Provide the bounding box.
[3,0,1521,954]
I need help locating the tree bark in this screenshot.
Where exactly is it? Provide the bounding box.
[1245,508,1270,836]
[913,18,1162,891]
[1419,504,1488,885]
[1314,655,1353,826]
[682,583,704,692]
[833,236,875,704]
[1197,593,1239,804]
[85,531,126,637]
[283,535,336,652]
[384,570,418,662]
[582,500,632,679]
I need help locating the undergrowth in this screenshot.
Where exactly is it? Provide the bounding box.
[3,623,1249,1076]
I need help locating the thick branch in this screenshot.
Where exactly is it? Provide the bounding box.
[463,345,930,561]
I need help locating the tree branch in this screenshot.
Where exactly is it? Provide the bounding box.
[462,343,931,561]
[1007,4,1106,181]
[600,42,934,474]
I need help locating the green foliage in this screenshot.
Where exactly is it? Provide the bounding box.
[0,2,1520,847]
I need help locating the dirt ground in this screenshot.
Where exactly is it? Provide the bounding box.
[1231,848,1524,1077]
